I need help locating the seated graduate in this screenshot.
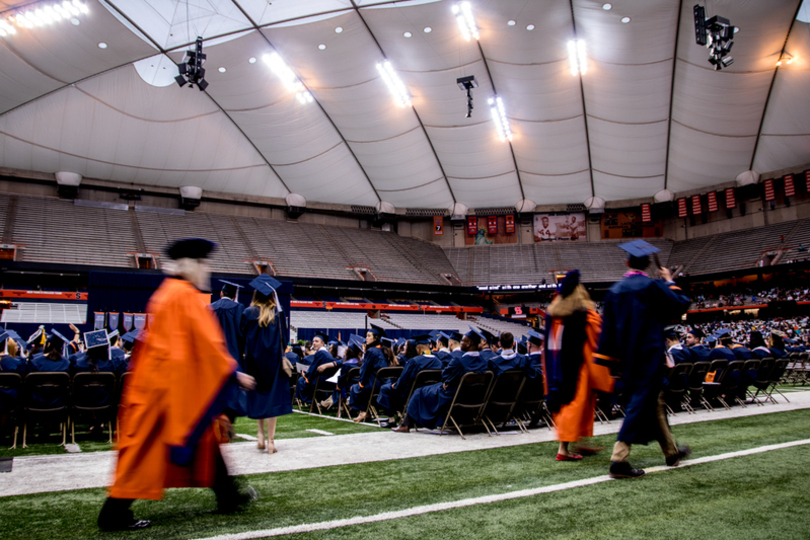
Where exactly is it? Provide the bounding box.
[29,328,71,373]
[321,335,365,410]
[71,329,126,377]
[685,328,711,362]
[350,324,396,422]
[393,327,488,432]
[107,331,128,372]
[0,331,28,419]
[767,330,788,358]
[433,332,453,366]
[524,329,545,379]
[120,330,139,365]
[295,331,337,404]
[729,337,753,360]
[664,326,694,365]
[377,333,443,428]
[399,338,418,367]
[285,345,303,369]
[487,332,525,377]
[708,329,737,362]
[448,331,464,360]
[26,325,47,359]
[749,330,773,359]
[478,328,499,362]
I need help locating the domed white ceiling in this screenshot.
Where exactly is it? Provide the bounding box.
[0,0,808,209]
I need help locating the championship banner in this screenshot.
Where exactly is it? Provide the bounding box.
[108,312,120,332]
[725,187,736,209]
[487,215,498,235]
[505,214,515,234]
[784,174,795,197]
[466,216,478,236]
[133,313,147,330]
[94,312,105,330]
[805,170,810,193]
[691,194,702,215]
[764,178,775,201]
[533,213,585,242]
[677,198,688,217]
[601,212,662,239]
[707,191,718,212]
[640,203,651,223]
[433,216,443,236]
[123,313,134,331]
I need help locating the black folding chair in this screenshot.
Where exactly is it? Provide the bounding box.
[70,372,117,444]
[478,370,525,435]
[309,366,340,414]
[21,372,71,448]
[663,363,691,415]
[758,358,790,404]
[748,358,775,406]
[514,373,552,430]
[717,360,745,409]
[0,373,23,449]
[399,369,442,420]
[701,359,728,411]
[440,371,494,439]
[739,359,760,404]
[683,362,711,413]
[363,366,403,425]
[336,367,360,418]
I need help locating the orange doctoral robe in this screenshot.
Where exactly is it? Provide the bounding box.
[110,278,237,500]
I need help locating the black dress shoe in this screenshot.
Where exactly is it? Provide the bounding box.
[379,421,395,429]
[665,445,691,467]
[218,485,259,514]
[609,461,645,479]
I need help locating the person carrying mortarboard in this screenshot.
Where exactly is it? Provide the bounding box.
[97,238,258,531]
[594,240,693,479]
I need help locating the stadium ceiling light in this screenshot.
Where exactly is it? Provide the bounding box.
[376,60,411,107]
[488,95,512,142]
[263,52,313,104]
[452,2,479,41]
[2,0,88,35]
[567,39,587,76]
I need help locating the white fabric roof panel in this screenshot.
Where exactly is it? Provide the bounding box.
[0,0,807,211]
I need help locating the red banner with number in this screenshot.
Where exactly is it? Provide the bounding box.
[505,214,515,234]
[677,198,688,218]
[487,216,498,235]
[707,191,718,212]
[764,178,775,201]
[691,194,702,215]
[725,187,736,209]
[433,216,443,236]
[784,174,795,197]
[640,203,651,222]
[805,170,810,193]
[467,216,478,235]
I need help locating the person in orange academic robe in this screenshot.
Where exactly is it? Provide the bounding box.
[543,270,610,461]
[97,238,257,532]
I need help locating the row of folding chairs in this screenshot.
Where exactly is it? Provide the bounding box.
[663,358,790,415]
[0,371,129,449]
[784,352,810,385]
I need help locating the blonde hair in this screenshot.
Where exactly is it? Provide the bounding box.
[251,291,277,328]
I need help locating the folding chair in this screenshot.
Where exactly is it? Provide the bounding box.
[748,358,774,406]
[478,370,525,435]
[289,371,301,407]
[336,367,360,418]
[362,366,403,425]
[756,358,790,404]
[514,373,553,430]
[70,372,117,444]
[309,366,340,414]
[663,363,691,415]
[701,359,728,411]
[683,362,711,413]
[717,360,745,409]
[739,358,760,404]
[439,371,494,439]
[21,372,71,448]
[0,373,23,449]
[398,369,442,421]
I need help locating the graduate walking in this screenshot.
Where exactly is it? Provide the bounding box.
[241,274,293,454]
[595,240,692,479]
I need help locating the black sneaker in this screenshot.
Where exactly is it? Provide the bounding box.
[609,461,646,479]
[665,445,691,467]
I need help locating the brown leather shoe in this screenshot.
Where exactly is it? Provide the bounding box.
[392,424,410,433]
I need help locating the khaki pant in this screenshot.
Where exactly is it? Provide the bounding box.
[611,392,677,462]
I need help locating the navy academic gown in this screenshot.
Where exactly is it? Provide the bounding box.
[479,349,497,363]
[731,345,753,360]
[296,347,337,404]
[406,351,488,429]
[708,346,736,362]
[241,306,292,419]
[349,346,389,411]
[689,345,711,362]
[0,355,28,412]
[596,274,691,446]
[434,349,453,367]
[524,352,543,379]
[211,297,247,416]
[751,346,772,359]
[450,349,464,360]
[668,344,693,365]
[28,353,70,408]
[487,350,525,378]
[768,347,786,359]
[377,353,443,415]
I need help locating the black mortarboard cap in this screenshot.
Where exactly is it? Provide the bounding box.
[395,337,406,349]
[49,329,70,347]
[663,325,680,339]
[249,275,282,298]
[688,328,705,339]
[465,326,484,346]
[716,328,730,337]
[369,323,387,338]
[617,239,660,259]
[28,326,45,345]
[165,238,217,260]
[381,337,395,348]
[0,330,8,343]
[526,329,545,346]
[313,331,329,344]
[410,333,432,345]
[220,280,242,298]
[479,328,497,344]
[121,330,139,346]
[560,269,580,298]
[447,331,463,342]
[84,329,109,350]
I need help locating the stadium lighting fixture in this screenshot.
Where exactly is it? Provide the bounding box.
[452,2,479,41]
[376,60,411,107]
[488,96,512,142]
[567,39,587,76]
[263,52,312,104]
[175,37,209,91]
[2,0,88,34]
[694,4,737,71]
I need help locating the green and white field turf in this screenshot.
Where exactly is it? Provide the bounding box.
[1,392,809,539]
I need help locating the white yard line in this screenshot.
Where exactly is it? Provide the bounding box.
[2,390,809,498]
[192,438,810,540]
[305,429,334,436]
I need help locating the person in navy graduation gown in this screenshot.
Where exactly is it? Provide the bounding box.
[377,334,443,428]
[766,331,788,358]
[295,332,338,405]
[393,327,488,432]
[478,328,499,363]
[523,329,545,380]
[0,332,28,422]
[28,330,72,410]
[349,324,394,422]
[684,328,711,362]
[211,280,247,420]
[241,275,292,454]
[748,331,773,359]
[487,332,525,377]
[708,331,737,363]
[433,332,453,367]
[448,331,464,360]
[664,327,693,366]
[595,240,692,479]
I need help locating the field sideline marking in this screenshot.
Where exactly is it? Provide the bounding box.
[192,438,810,540]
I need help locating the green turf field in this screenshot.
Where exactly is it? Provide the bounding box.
[1,408,808,540]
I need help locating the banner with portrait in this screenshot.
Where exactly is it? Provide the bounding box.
[465,216,519,245]
[600,212,662,239]
[533,213,586,242]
